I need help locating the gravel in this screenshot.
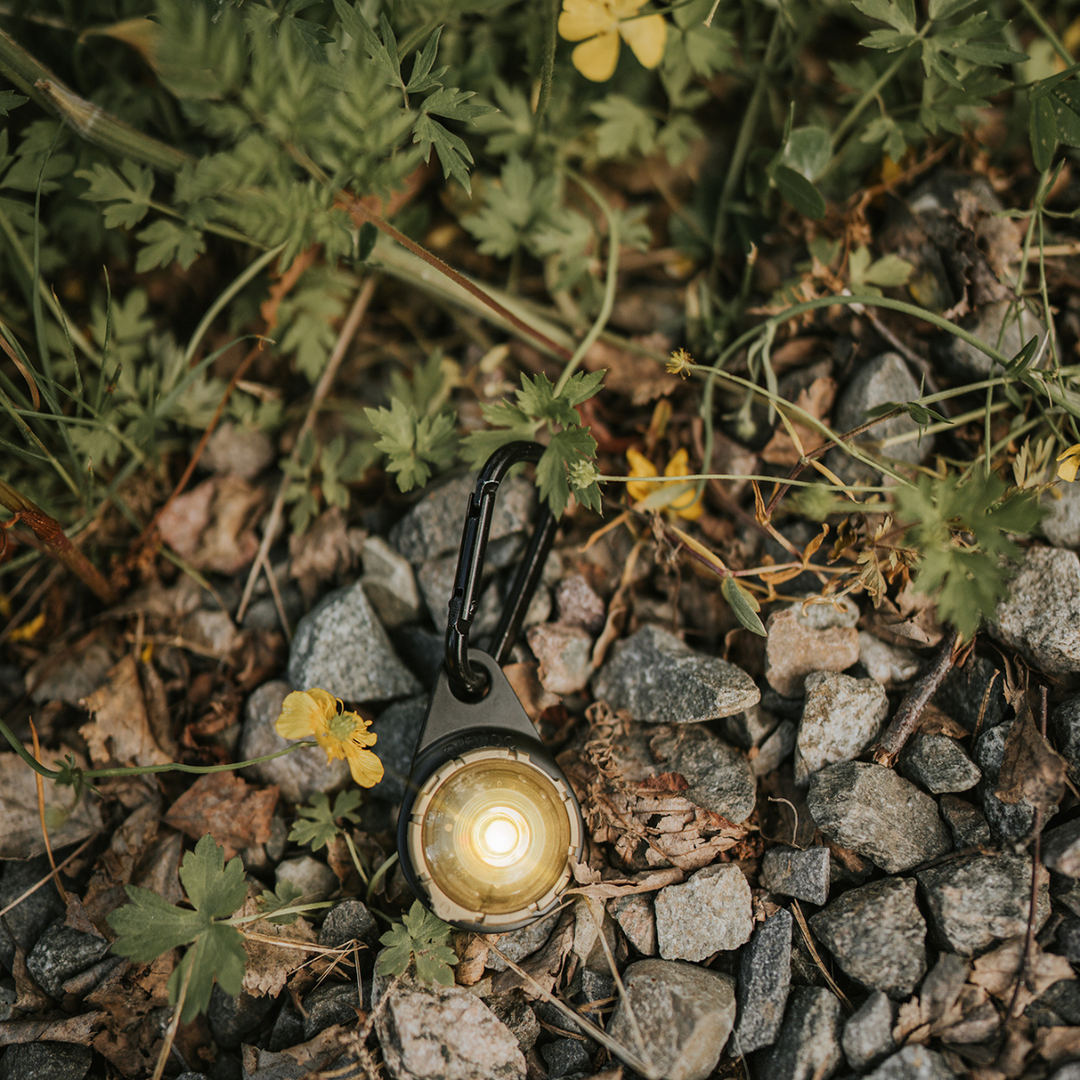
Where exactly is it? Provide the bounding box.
[795,671,889,782]
[760,845,831,906]
[731,908,792,1056]
[756,986,844,1080]
[764,608,860,698]
[654,863,753,961]
[898,733,981,794]
[843,991,897,1071]
[1041,818,1080,877]
[938,794,992,848]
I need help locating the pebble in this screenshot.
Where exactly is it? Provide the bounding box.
[27,641,113,706]
[648,725,756,824]
[858,632,922,688]
[0,855,65,973]
[864,1044,957,1080]
[1051,695,1080,783]
[718,704,779,750]
[484,908,561,972]
[654,863,753,961]
[731,908,792,1056]
[275,855,339,904]
[916,852,1050,955]
[760,846,831,906]
[934,653,1007,732]
[554,574,606,633]
[763,609,860,698]
[795,672,889,783]
[238,681,350,803]
[541,1039,591,1079]
[360,536,423,628]
[944,298,1044,379]
[899,733,981,794]
[369,695,427,805]
[973,718,1052,843]
[1042,818,1080,877]
[526,623,593,694]
[592,625,760,722]
[268,1000,305,1052]
[26,920,111,999]
[1043,482,1080,550]
[843,991,897,1071]
[485,992,540,1054]
[288,581,422,703]
[1055,917,1080,964]
[610,894,656,956]
[806,762,951,873]
[752,720,798,777]
[990,546,1080,674]
[792,596,860,630]
[756,986,844,1080]
[319,899,377,949]
[391,625,446,688]
[208,985,277,1049]
[0,1042,93,1080]
[808,877,927,999]
[938,795,991,849]
[303,981,362,1038]
[416,552,506,633]
[375,981,525,1080]
[607,959,736,1080]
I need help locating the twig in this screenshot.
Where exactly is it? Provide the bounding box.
[790,900,853,1013]
[151,949,195,1080]
[872,627,960,767]
[1008,805,1044,1020]
[0,836,93,921]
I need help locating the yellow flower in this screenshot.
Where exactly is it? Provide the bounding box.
[276,688,384,788]
[666,348,695,379]
[558,0,667,82]
[626,446,703,520]
[1058,443,1080,482]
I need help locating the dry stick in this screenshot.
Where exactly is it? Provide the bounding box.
[790,900,853,1014]
[236,276,378,626]
[151,950,195,1080]
[872,626,960,767]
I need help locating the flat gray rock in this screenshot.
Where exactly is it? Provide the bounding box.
[608,959,736,1080]
[858,632,922,688]
[731,908,792,1056]
[756,986,844,1080]
[1042,818,1080,878]
[944,298,1044,379]
[795,671,889,782]
[360,536,422,628]
[760,845,831,906]
[368,695,427,805]
[899,733,981,794]
[1051,694,1080,784]
[1042,481,1080,550]
[648,725,756,824]
[807,762,951,873]
[809,877,926,999]
[610,894,656,956]
[764,608,860,698]
[865,1044,957,1080]
[288,581,422,703]
[654,863,753,961]
[938,795,991,849]
[592,625,759,722]
[843,991,896,1071]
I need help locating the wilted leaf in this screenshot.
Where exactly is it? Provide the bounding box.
[80,655,171,768]
[997,681,1066,814]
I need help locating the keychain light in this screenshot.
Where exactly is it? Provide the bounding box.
[398,444,584,932]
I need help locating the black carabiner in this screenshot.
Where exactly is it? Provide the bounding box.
[445,442,558,700]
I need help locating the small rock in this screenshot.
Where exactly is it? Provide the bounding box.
[361,537,423,628]
[917,852,1050,955]
[899,734,981,794]
[592,625,759,722]
[1044,482,1080,550]
[756,986,844,1080]
[809,877,927,999]
[858,633,922,688]
[180,609,239,655]
[806,762,951,873]
[484,909,562,972]
[485,992,540,1054]
[864,1044,957,1080]
[610,894,656,956]
[526,624,593,695]
[719,704,779,750]
[792,596,861,630]
[368,695,427,805]
[990,546,1080,674]
[934,653,1007,732]
[26,920,110,999]
[760,846,830,906]
[654,863,753,961]
[608,959,737,1080]
[752,720,798,777]
[27,641,114,706]
[974,718,1053,843]
[319,899,377,949]
[1043,819,1080,877]
[268,1000,305,1052]
[1051,695,1080,784]
[541,1039,591,1079]
[578,969,614,1004]
[731,908,792,1056]
[554,574,606,633]
[416,552,508,633]
[938,795,991,848]
[303,981,362,1038]
[208,985,277,1049]
[843,991,897,1071]
[795,672,889,782]
[0,855,65,973]
[1056,918,1080,964]
[944,298,1044,379]
[0,1042,92,1080]
[276,855,338,904]
[288,581,422,703]
[649,725,756,824]
[201,421,274,479]
[764,609,860,698]
[239,681,350,804]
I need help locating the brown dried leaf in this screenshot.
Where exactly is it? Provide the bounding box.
[970,939,1074,1014]
[289,506,359,604]
[0,1011,107,1047]
[997,685,1066,814]
[454,933,490,986]
[80,655,171,768]
[158,475,266,574]
[163,772,278,859]
[583,335,679,406]
[566,866,684,901]
[503,662,560,722]
[759,377,837,466]
[492,909,575,997]
[1035,1025,1080,1064]
[240,903,318,998]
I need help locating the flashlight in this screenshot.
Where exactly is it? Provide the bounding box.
[398,444,584,932]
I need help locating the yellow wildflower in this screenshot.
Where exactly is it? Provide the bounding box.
[1058,443,1080,482]
[626,446,703,520]
[666,348,695,379]
[558,0,667,82]
[276,688,384,788]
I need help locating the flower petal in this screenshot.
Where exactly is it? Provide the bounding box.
[626,446,658,503]
[612,0,646,16]
[558,0,615,42]
[1059,454,1080,483]
[572,31,621,81]
[344,742,384,788]
[620,13,667,70]
[663,447,691,479]
[276,691,327,739]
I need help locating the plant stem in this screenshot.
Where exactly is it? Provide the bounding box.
[1017,0,1074,65]
[533,0,559,136]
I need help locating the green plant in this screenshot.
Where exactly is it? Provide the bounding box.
[376,900,458,986]
[288,789,363,852]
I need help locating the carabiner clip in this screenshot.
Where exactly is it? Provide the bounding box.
[445,441,558,700]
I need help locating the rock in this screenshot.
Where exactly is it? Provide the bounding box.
[27,641,114,706]
[391,625,445,689]
[578,969,614,1004]
[375,980,525,1080]
[806,762,951,873]
[731,908,792,1056]
[934,653,1007,732]
[485,908,562,972]
[1043,480,1080,550]
[792,596,860,630]
[541,1039,591,1078]
[275,855,338,904]
[486,992,540,1054]
[0,1042,92,1080]
[303,981,362,1038]
[938,795,991,848]
[916,853,1050,955]
[718,704,779,750]
[0,855,65,973]
[752,720,798,777]
[592,625,759,722]
[526,624,593,695]
[795,672,889,782]
[654,863,753,961]
[554,574,606,633]
[180,609,239,655]
[756,986,844,1080]
[864,1044,957,1080]
[239,681,350,803]
[1043,819,1080,877]
[1055,918,1080,964]
[858,633,922,688]
[843,991,896,1071]
[973,718,1053,843]
[990,547,1080,674]
[360,537,423,628]
[809,878,927,999]
[610,894,656,956]
[760,846,831,906]
[26,920,110,999]
[208,985,277,1049]
[368,695,427,805]
[608,959,736,1080]
[319,900,377,949]
[899,734,981,794]
[268,1001,305,1052]
[764,609,860,698]
[944,298,1044,379]
[1051,695,1080,784]
[416,551,508,633]
[201,420,275,479]
[648,725,756,824]
[288,581,422,703]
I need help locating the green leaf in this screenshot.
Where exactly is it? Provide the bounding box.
[928,0,978,18]
[559,369,606,408]
[258,881,305,924]
[180,833,249,918]
[134,219,206,272]
[289,790,363,851]
[76,161,156,229]
[169,922,247,1023]
[377,901,458,986]
[590,95,658,159]
[538,427,598,519]
[333,0,401,89]
[721,576,766,637]
[413,114,474,193]
[780,125,832,181]
[860,252,914,288]
[854,0,917,34]
[0,90,28,116]
[1051,83,1080,149]
[366,397,458,491]
[406,28,447,94]
[772,165,826,220]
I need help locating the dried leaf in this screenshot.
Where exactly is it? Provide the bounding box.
[163,772,279,859]
[760,377,837,466]
[158,475,266,574]
[970,939,1074,1014]
[289,507,359,604]
[239,898,318,998]
[997,683,1066,814]
[80,655,171,768]
[1035,1025,1080,1063]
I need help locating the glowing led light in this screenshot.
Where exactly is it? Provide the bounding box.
[483,817,517,855]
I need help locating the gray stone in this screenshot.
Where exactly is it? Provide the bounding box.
[526,623,593,695]
[1043,481,1080,550]
[485,908,562,972]
[607,959,736,1080]
[275,855,338,904]
[1056,917,1080,964]
[753,720,798,777]
[809,878,926,999]
[719,704,779,750]
[27,641,114,706]
[899,734,981,794]
[756,986,844,1080]
[1039,979,1080,1025]
[208,985,277,1049]
[369,695,427,805]
[792,596,861,630]
[592,625,759,722]
[990,546,1080,674]
[864,1044,957,1080]
[417,551,506,634]
[26,920,110,999]
[807,762,950,873]
[375,981,525,1080]
[1052,1067,1080,1080]
[578,968,614,1004]
[239,681,351,804]
[541,1039,590,1078]
[485,993,540,1054]
[945,298,1045,379]
[1043,818,1080,877]
[360,536,423,628]
[289,581,422,703]
[973,718,1054,843]
[610,894,656,956]
[934,653,1007,732]
[391,625,445,689]
[795,672,889,782]
[731,908,792,1056]
[0,1043,92,1080]
[917,853,1050,955]
[319,899,377,949]
[1051,695,1080,784]
[303,981,362,1038]
[268,1001,305,1052]
[0,855,65,973]
[764,609,861,698]
[554,574,606,633]
[858,633,922,688]
[654,863,753,961]
[760,846,831,906]
[843,991,896,1071]
[648,725,756,824]
[938,795,991,848]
